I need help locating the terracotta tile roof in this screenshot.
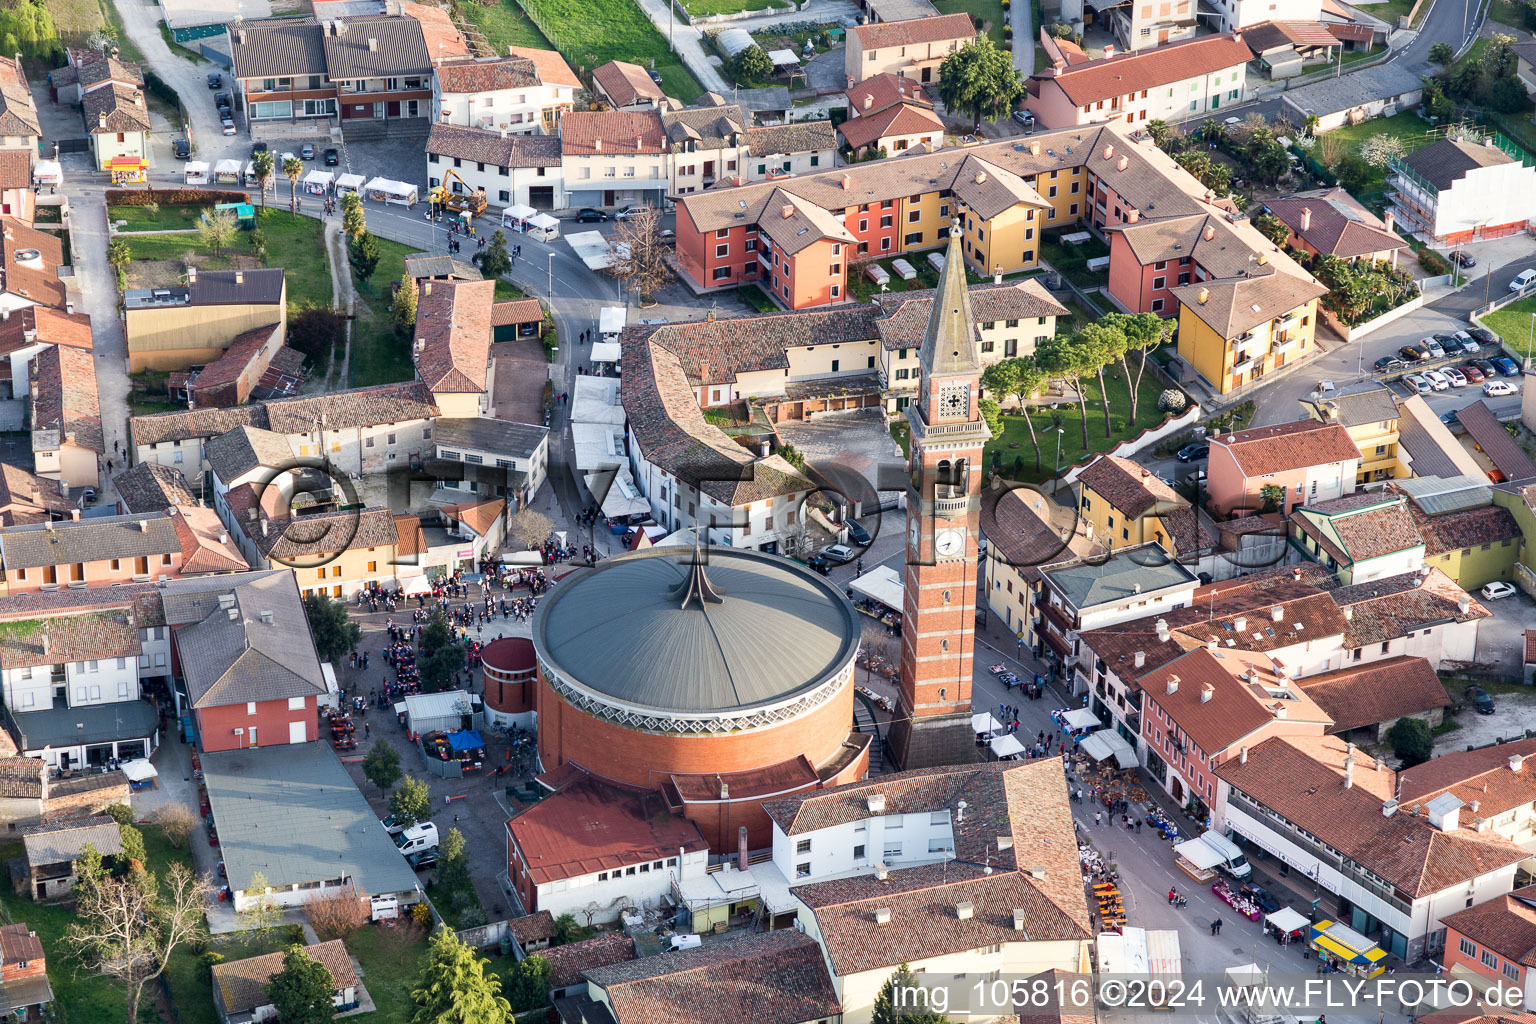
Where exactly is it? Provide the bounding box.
[73,50,144,89]
[1456,399,1536,482]
[413,278,494,394]
[1439,885,1536,968]
[30,345,102,455]
[1035,34,1252,107]
[1078,454,1181,519]
[1211,418,1360,478]
[393,514,424,559]
[1170,263,1324,339]
[1402,138,1515,191]
[1142,645,1332,753]
[491,298,542,326]
[1216,734,1530,898]
[204,424,296,483]
[251,505,399,560]
[425,124,561,168]
[585,930,840,1024]
[190,323,281,395]
[1242,19,1341,51]
[534,933,636,989]
[0,57,38,138]
[756,189,856,255]
[264,381,439,434]
[0,610,141,670]
[1411,504,1521,558]
[399,1,471,61]
[838,101,944,150]
[212,940,358,1014]
[626,305,880,384]
[113,462,198,515]
[847,73,932,115]
[590,60,665,108]
[0,758,43,799]
[848,12,977,50]
[443,498,504,537]
[1263,188,1408,259]
[0,149,30,191]
[1173,582,1349,656]
[0,583,165,627]
[873,279,1067,348]
[507,776,709,886]
[1332,566,1489,648]
[1397,737,1536,821]
[1290,494,1424,566]
[1296,655,1449,733]
[3,220,66,310]
[505,46,581,89]
[434,55,540,93]
[507,909,555,946]
[0,307,93,353]
[83,83,150,134]
[0,465,73,527]
[982,486,1102,584]
[131,405,269,447]
[747,121,837,158]
[172,506,249,574]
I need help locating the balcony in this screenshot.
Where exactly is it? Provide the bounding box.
[1272,334,1299,354]
[933,486,969,518]
[1230,356,1256,374]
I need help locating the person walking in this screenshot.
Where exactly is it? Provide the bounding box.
[1094,811,1102,827]
[1211,918,1222,936]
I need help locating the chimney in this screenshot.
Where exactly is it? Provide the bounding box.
[1234,616,1246,633]
[1117,155,1129,172]
[594,138,602,151]
[781,204,794,219]
[1013,909,1026,931]
[1382,798,1398,817]
[1103,43,1114,58]
[218,530,228,544]
[1126,208,1139,223]
[1512,754,1525,773]
[993,266,1003,285]
[99,112,106,128]
[955,901,975,921]
[1197,287,1209,305]
[1342,603,1354,622]
[1203,225,1216,241]
[1471,800,1481,814]
[367,37,377,51]
[69,508,80,522]
[1133,650,1145,669]
[235,271,243,285]
[1384,211,1395,233]
[1344,764,1354,789]
[867,792,885,812]
[635,137,641,151]
[41,634,48,656]
[1155,618,1169,642]
[975,171,987,184]
[1165,674,1179,696]
[424,281,432,296]
[738,826,749,871]
[863,95,873,110]
[1029,142,1040,156]
[1271,604,1284,622]
[874,861,889,880]
[1457,594,1470,614]
[1102,145,1114,160]
[0,308,7,321]
[137,519,149,533]
[1239,746,1248,765]
[718,781,729,799]
[187,266,197,284]
[1300,208,1312,232]
[875,907,892,924]
[261,519,269,537]
[1199,682,1214,703]
[1273,704,1287,719]
[239,29,247,44]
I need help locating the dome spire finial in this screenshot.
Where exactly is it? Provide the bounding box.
[668,533,725,609]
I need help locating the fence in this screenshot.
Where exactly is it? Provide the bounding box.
[1318,292,1427,342]
[1056,404,1202,489]
[457,918,513,950]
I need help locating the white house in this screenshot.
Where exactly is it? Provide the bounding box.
[426,124,564,210]
[1389,136,1536,246]
[560,110,669,211]
[746,122,839,181]
[1206,0,1322,34]
[431,52,578,136]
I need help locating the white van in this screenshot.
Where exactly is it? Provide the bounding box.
[1511,269,1536,293]
[1201,830,1251,879]
[394,821,439,857]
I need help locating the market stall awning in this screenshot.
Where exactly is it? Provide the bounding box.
[119,759,157,783]
[1225,963,1267,988]
[567,230,618,270]
[402,575,432,595]
[504,203,536,221]
[1063,707,1099,730]
[590,341,621,363]
[303,169,334,186]
[183,161,209,174]
[1264,907,1310,934]
[1172,838,1225,871]
[110,156,147,168]
[586,467,649,518]
[1311,922,1386,966]
[215,159,243,175]
[989,734,1024,758]
[364,176,416,195]
[446,729,484,751]
[599,306,626,335]
[850,565,903,611]
[528,212,558,231]
[335,173,365,190]
[1078,728,1137,768]
[971,712,1001,734]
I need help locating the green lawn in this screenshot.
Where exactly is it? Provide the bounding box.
[158,20,207,63]
[425,878,485,931]
[1320,109,1439,197]
[986,367,1169,483]
[1480,295,1536,358]
[685,0,789,14]
[1056,298,1101,333]
[109,204,215,232]
[97,0,145,63]
[464,0,702,103]
[848,253,990,303]
[935,0,1002,42]
[494,279,526,301]
[1040,232,1110,291]
[350,235,419,388]
[165,931,292,1024]
[347,921,430,1022]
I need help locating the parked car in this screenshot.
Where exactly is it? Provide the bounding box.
[251,141,269,156]
[407,850,438,872]
[647,68,663,84]
[1460,363,1485,383]
[574,208,609,222]
[1465,684,1496,715]
[821,543,857,565]
[1012,109,1036,126]
[1398,343,1428,363]
[1471,357,1498,377]
[1470,327,1499,347]
[1451,250,1476,268]
[1240,884,1281,914]
[1422,336,1446,359]
[1494,355,1521,376]
[1424,369,1450,390]
[1435,333,1464,356]
[1373,356,1406,373]
[806,556,831,575]
[1513,269,1536,292]
[1440,408,1461,426]
[659,228,676,246]
[173,138,189,160]
[1481,581,1518,602]
[207,72,221,89]
[1455,330,1481,353]
[1405,373,1433,395]
[1176,442,1209,462]
[613,206,647,220]
[300,144,316,160]
[845,520,872,546]
[323,147,339,166]
[381,814,410,836]
[220,116,236,136]
[1485,379,1519,397]
[1443,366,1468,387]
[214,92,231,112]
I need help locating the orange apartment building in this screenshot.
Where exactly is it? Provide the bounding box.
[1440,884,1536,1007]
[673,120,1239,311]
[0,509,245,595]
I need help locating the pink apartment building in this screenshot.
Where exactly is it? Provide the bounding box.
[1206,419,1361,518]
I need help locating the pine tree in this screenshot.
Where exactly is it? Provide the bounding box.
[265,945,338,1024]
[393,272,418,335]
[409,928,511,1024]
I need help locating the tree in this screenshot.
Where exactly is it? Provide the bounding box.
[352,231,382,282]
[1487,75,1529,113]
[1360,133,1406,168]
[421,643,464,693]
[936,37,1024,130]
[119,822,147,870]
[198,208,238,257]
[1251,142,1291,184]
[983,356,1045,471]
[241,871,283,938]
[475,229,512,281]
[552,913,592,945]
[504,953,551,1013]
[304,885,371,940]
[439,826,469,893]
[363,740,402,794]
[341,192,366,240]
[1100,312,1170,423]
[1145,119,1171,150]
[421,609,455,652]
[408,926,511,1024]
[607,208,673,305]
[1035,335,1091,451]
[1259,483,1285,513]
[283,155,303,215]
[1388,716,1434,767]
[393,272,419,336]
[288,304,348,364]
[65,862,212,1024]
[266,944,338,1024]
[979,397,1002,439]
[507,508,553,551]
[1429,41,1454,64]
[725,44,772,85]
[155,804,198,850]
[1252,212,1290,249]
[304,593,362,666]
[872,964,950,1024]
[252,149,274,210]
[1333,153,1371,194]
[391,775,432,829]
[106,237,132,272]
[1076,322,1126,439]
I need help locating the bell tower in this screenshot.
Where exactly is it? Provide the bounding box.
[886,224,988,771]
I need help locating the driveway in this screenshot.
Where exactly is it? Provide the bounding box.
[112,0,233,161]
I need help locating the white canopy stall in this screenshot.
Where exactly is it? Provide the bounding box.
[32,160,61,187]
[527,212,559,241]
[598,306,627,340]
[1062,707,1099,730]
[335,172,365,194]
[865,263,890,286]
[364,176,418,206]
[303,169,334,195]
[585,466,650,521]
[214,159,243,184]
[1078,728,1137,769]
[971,712,1002,736]
[989,734,1025,760]
[849,565,903,611]
[567,230,619,271]
[1171,836,1223,882]
[183,161,210,184]
[1264,907,1310,935]
[590,342,621,365]
[502,203,537,230]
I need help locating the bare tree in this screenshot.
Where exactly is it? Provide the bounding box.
[507,508,553,551]
[154,803,198,849]
[1315,133,1343,170]
[303,885,372,940]
[197,208,238,257]
[607,206,673,306]
[64,862,212,1024]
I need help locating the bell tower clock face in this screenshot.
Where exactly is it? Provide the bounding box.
[938,384,969,421]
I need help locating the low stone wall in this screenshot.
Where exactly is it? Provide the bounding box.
[1057,404,1201,488]
[1319,292,1426,342]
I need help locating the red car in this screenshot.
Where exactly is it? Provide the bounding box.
[1461,363,1486,383]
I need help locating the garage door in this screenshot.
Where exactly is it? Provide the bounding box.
[289,720,306,744]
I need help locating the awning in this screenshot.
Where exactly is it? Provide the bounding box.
[215,159,243,175]
[971,712,1002,734]
[119,759,158,783]
[599,306,626,335]
[303,169,334,186]
[1226,963,1267,988]
[335,172,365,191]
[1265,907,1310,933]
[184,161,209,175]
[109,156,147,168]
[1078,729,1137,768]
[1172,837,1225,870]
[528,212,559,231]
[364,176,416,197]
[1063,708,1099,730]
[586,468,650,519]
[1310,922,1386,966]
[567,230,618,270]
[591,342,621,363]
[446,729,484,751]
[402,575,432,595]
[989,734,1025,758]
[504,203,536,221]
[850,565,903,611]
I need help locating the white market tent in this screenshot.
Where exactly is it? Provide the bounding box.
[971,712,1002,735]
[599,306,627,338]
[989,734,1025,760]
[571,374,625,426]
[32,159,60,186]
[1096,928,1149,976]
[364,177,418,205]
[568,230,618,270]
[303,169,334,193]
[214,158,243,182]
[119,759,158,783]
[590,341,621,364]
[586,467,650,519]
[1264,907,1310,934]
[1079,728,1137,769]
[1172,837,1225,871]
[850,565,903,611]
[571,421,626,472]
[527,212,559,240]
[502,203,536,228]
[891,258,917,280]
[335,172,365,193]
[1226,963,1267,988]
[1062,707,1099,730]
[402,575,432,595]
[184,161,209,184]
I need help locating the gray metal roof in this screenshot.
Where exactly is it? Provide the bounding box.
[322,15,431,80]
[229,18,329,80]
[0,512,179,570]
[1282,62,1423,117]
[200,741,421,897]
[21,816,121,865]
[434,417,548,459]
[8,697,159,752]
[1041,545,1198,610]
[1393,474,1492,514]
[533,548,859,714]
[161,570,327,709]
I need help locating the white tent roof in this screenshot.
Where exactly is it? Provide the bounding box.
[989,734,1025,758]
[599,306,626,335]
[504,203,536,220]
[303,169,334,186]
[1172,837,1225,871]
[528,212,559,230]
[1078,728,1136,768]
[404,690,474,722]
[1226,963,1268,987]
[865,263,889,285]
[971,712,1001,734]
[587,466,650,518]
[184,161,210,173]
[571,420,626,472]
[567,230,619,270]
[215,159,243,174]
[402,575,432,595]
[119,759,157,782]
[590,341,621,363]
[1264,907,1310,933]
[766,48,800,66]
[336,173,365,189]
[364,176,416,196]
[849,565,902,611]
[571,374,625,426]
[1063,707,1099,730]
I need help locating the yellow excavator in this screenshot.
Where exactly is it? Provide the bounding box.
[429,168,487,217]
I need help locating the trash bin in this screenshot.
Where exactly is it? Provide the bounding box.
[499,936,512,957]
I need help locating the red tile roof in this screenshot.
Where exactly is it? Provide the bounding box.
[491,298,542,327]
[0,306,92,353]
[442,498,503,537]
[398,1,471,61]
[590,61,664,108]
[560,109,667,155]
[1078,454,1181,519]
[1397,737,1536,821]
[1440,885,1536,968]
[845,73,932,115]
[837,101,945,150]
[1212,418,1361,478]
[1411,504,1521,558]
[1295,655,1450,733]
[1141,646,1332,754]
[1035,33,1253,107]
[31,344,102,453]
[532,932,636,988]
[413,278,494,393]
[506,46,580,89]
[848,12,977,50]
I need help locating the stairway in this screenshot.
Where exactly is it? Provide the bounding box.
[340,117,431,144]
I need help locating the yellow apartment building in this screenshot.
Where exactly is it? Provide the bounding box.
[1077,454,1203,558]
[123,268,288,373]
[1303,384,1404,484]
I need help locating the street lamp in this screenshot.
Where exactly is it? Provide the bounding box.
[1053,427,1066,485]
[547,251,555,302]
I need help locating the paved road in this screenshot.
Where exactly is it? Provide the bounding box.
[628,0,730,95]
[70,194,133,501]
[1011,0,1033,73]
[113,0,227,158]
